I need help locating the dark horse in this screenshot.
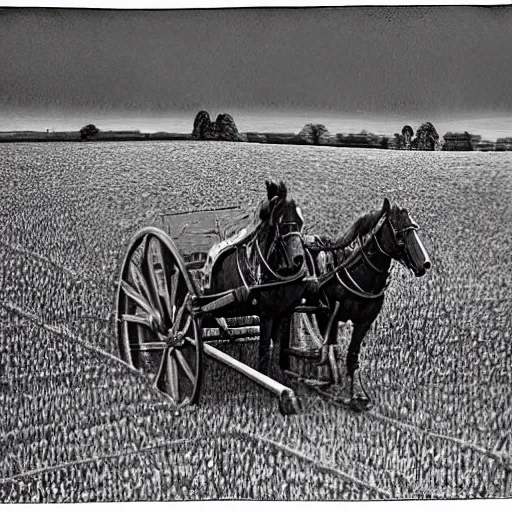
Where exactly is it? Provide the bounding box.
[208,180,308,374]
[302,198,431,411]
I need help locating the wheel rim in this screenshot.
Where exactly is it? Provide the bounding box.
[117,227,203,406]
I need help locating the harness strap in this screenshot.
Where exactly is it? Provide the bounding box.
[372,231,393,259]
[358,235,387,274]
[236,246,252,295]
[254,236,306,283]
[335,270,388,300]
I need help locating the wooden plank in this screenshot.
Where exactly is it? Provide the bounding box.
[202,325,260,340]
[224,315,260,327]
[200,292,237,313]
[206,337,259,346]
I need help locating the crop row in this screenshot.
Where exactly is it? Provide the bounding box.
[2,304,511,499]
[0,433,394,502]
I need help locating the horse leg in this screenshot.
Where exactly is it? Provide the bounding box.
[347,321,373,411]
[258,315,274,375]
[313,310,340,386]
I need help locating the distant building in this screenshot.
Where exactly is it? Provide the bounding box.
[442,132,481,151]
[475,140,496,152]
[495,137,512,151]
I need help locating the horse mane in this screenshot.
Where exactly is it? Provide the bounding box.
[333,208,382,250]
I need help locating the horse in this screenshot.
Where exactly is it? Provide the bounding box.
[208,180,308,375]
[300,198,431,411]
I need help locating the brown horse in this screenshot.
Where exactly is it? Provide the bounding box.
[208,180,308,374]
[301,198,431,411]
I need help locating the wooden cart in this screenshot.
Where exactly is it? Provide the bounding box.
[116,206,335,415]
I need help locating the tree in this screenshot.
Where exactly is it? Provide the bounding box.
[192,111,242,141]
[192,111,211,139]
[392,132,406,150]
[298,124,329,145]
[401,125,414,147]
[80,124,99,140]
[214,113,242,141]
[412,122,439,151]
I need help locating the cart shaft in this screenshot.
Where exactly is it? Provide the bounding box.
[203,344,301,414]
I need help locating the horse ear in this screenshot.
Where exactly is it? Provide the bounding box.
[382,197,391,214]
[277,181,287,199]
[266,180,279,200]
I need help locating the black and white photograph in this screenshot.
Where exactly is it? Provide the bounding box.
[0,0,511,503]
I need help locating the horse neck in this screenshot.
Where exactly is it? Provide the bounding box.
[343,223,394,296]
[370,221,395,268]
[334,216,393,295]
[341,232,392,296]
[332,210,381,251]
[209,249,244,294]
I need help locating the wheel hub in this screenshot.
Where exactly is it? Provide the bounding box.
[158,329,186,348]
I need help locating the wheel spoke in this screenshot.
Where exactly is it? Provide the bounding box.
[179,315,192,338]
[122,313,154,330]
[129,261,158,313]
[175,349,195,384]
[154,347,174,403]
[185,336,197,346]
[167,353,180,403]
[143,236,166,320]
[168,264,179,323]
[153,346,168,386]
[120,279,159,321]
[173,292,190,333]
[152,239,176,323]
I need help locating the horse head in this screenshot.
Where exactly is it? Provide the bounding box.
[257,180,305,278]
[379,198,431,277]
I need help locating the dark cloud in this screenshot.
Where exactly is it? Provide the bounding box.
[1,6,511,115]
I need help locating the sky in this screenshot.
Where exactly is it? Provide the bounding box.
[0,6,512,118]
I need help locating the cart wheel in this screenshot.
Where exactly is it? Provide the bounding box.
[117,227,203,406]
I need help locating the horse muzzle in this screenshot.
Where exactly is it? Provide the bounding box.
[404,230,431,277]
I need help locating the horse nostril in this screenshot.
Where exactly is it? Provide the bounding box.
[294,255,304,268]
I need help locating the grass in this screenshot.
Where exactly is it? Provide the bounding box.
[0,141,511,501]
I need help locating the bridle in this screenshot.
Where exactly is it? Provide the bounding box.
[265,219,303,267]
[379,214,420,268]
[237,200,307,287]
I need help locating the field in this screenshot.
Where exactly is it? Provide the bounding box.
[0,141,511,501]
